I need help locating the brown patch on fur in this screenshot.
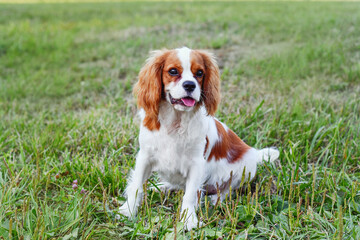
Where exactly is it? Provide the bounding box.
[208,120,251,163]
[189,51,206,85]
[227,129,251,163]
[133,49,174,131]
[208,120,228,161]
[192,50,221,116]
[204,136,209,156]
[162,52,184,86]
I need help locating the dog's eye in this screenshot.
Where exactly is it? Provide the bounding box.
[169,68,179,76]
[195,70,204,77]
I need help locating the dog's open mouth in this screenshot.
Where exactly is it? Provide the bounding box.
[170,95,196,107]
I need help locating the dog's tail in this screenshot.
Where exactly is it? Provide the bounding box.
[256,147,279,164]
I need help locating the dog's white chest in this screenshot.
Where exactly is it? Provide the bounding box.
[138,105,209,185]
[151,131,204,179]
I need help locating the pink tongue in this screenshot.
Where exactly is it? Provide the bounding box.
[181,98,196,107]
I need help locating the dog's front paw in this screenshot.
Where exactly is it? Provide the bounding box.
[181,210,201,231]
[119,204,134,218]
[184,215,202,231]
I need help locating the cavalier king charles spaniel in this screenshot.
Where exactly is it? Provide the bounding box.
[119,47,279,230]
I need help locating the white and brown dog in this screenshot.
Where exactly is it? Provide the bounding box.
[119,47,279,230]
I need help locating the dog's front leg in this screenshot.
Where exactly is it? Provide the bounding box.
[181,160,204,230]
[119,150,152,218]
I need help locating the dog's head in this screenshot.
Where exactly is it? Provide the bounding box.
[134,47,221,131]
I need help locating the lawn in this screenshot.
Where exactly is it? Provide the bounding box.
[0,1,359,239]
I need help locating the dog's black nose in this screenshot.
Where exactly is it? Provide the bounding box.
[183,81,196,92]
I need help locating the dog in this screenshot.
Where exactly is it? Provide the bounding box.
[119,47,279,230]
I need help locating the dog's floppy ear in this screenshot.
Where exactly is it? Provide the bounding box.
[133,49,170,131]
[197,50,221,116]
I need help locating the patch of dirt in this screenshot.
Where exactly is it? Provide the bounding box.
[214,40,293,70]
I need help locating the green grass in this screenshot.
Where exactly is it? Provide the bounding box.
[1,1,360,239]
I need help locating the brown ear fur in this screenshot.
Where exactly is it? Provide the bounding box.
[197,50,221,116]
[133,49,170,131]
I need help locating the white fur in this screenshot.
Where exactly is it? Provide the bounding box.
[119,48,279,230]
